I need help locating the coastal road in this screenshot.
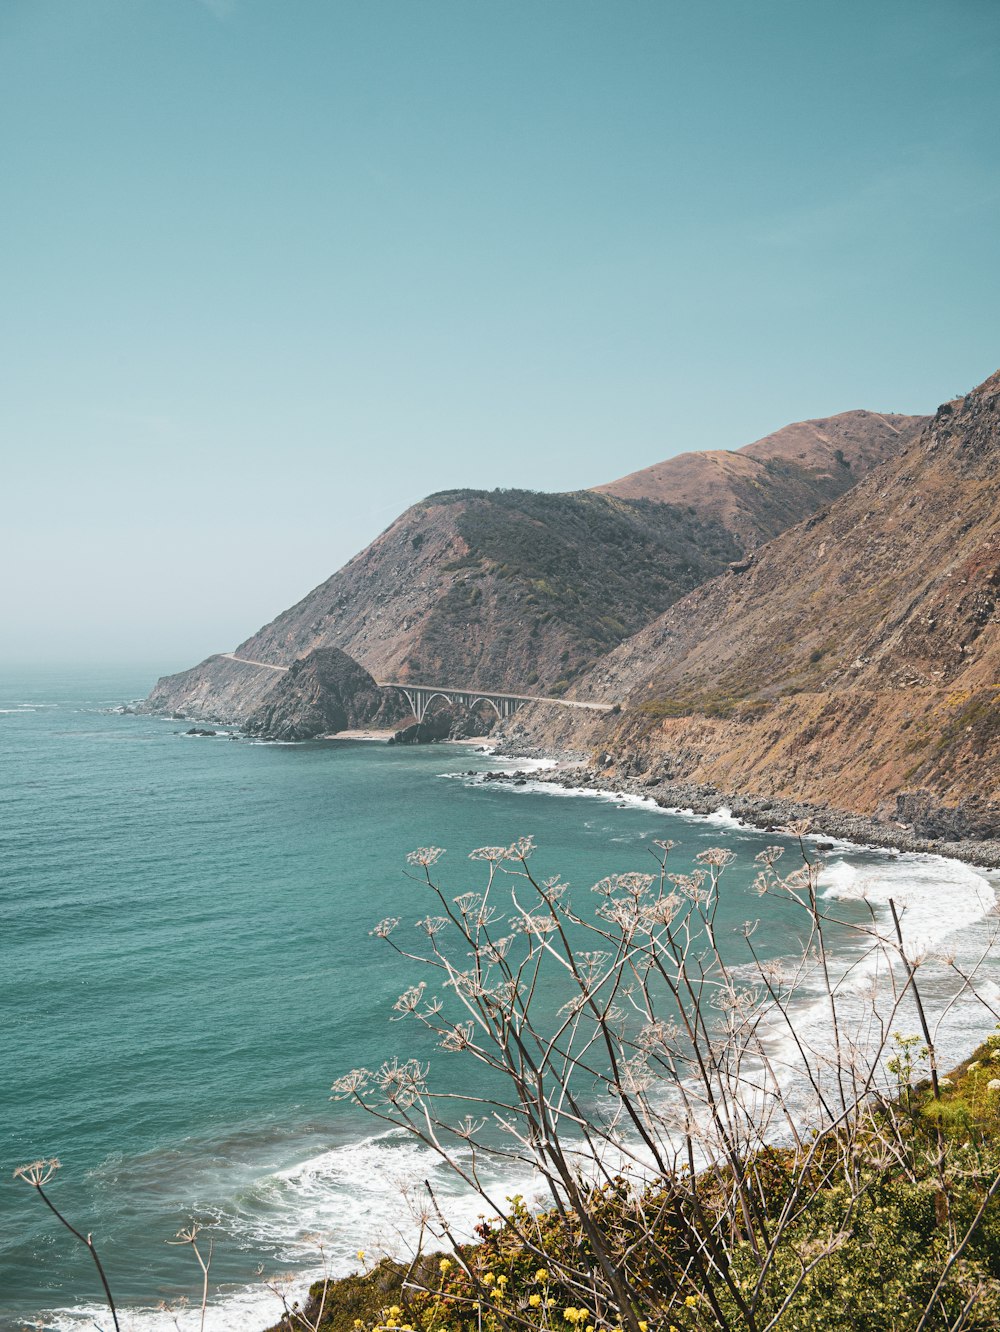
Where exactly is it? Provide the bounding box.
[221,652,616,711]
[221,653,289,671]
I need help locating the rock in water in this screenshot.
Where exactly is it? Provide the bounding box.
[243,648,407,741]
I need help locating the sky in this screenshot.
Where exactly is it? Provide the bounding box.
[2,0,998,669]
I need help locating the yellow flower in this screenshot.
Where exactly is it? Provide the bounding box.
[389,1308,401,1318]
[497,1275,508,1286]
[439,1258,452,1274]
[535,1269,549,1283]
[685,1294,698,1307]
[357,1250,366,1262]
[482,1273,495,1286]
[639,1322,649,1331]
[529,1294,542,1308]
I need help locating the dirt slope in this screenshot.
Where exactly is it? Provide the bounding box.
[553,371,1000,820]
[595,410,923,550]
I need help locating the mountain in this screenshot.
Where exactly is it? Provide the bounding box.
[539,371,1000,828]
[143,409,917,726]
[595,410,923,551]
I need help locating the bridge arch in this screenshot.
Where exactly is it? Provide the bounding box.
[382,682,525,725]
[418,691,456,721]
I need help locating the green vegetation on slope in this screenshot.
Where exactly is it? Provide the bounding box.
[403,489,741,688]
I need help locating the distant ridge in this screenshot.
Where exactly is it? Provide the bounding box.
[143,405,918,727]
[594,409,923,550]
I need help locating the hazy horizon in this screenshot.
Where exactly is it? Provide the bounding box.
[4,0,998,666]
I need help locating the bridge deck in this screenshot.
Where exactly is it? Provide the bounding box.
[377,681,615,712]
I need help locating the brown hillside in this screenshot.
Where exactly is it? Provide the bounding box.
[595,410,922,550]
[565,371,1000,818]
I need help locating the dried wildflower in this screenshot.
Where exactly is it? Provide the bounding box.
[755,845,785,866]
[540,874,568,898]
[453,892,483,916]
[13,1159,61,1187]
[668,870,710,902]
[576,951,611,986]
[168,1224,202,1246]
[639,892,682,926]
[331,1068,372,1099]
[597,898,639,931]
[407,847,445,868]
[453,1115,487,1139]
[371,917,400,938]
[375,1058,428,1108]
[415,916,449,936]
[440,1021,476,1052]
[696,847,736,869]
[505,836,535,860]
[481,935,515,962]
[619,871,655,895]
[447,970,487,998]
[392,981,427,1017]
[638,1018,680,1050]
[511,912,558,935]
[612,1056,654,1095]
[469,846,509,862]
[482,980,521,1013]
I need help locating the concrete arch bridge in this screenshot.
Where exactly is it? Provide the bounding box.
[377,681,612,723]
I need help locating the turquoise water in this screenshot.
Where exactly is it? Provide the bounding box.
[3,666,997,1331]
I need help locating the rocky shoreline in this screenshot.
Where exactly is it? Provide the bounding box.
[481,750,1000,870]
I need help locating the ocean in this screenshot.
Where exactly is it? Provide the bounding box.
[3,665,998,1331]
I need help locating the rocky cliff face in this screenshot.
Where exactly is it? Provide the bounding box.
[143,653,286,724]
[145,407,911,726]
[524,371,1000,825]
[243,647,408,741]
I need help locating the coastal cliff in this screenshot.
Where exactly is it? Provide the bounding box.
[243,648,409,741]
[504,370,1000,837]
[143,408,910,728]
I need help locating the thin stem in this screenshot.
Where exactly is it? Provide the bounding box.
[35,1185,121,1332]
